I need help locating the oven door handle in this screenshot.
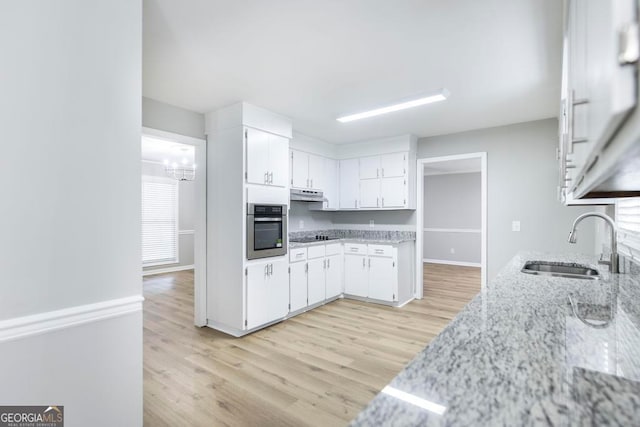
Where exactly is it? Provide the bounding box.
[253,217,283,222]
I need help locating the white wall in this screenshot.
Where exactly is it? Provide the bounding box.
[424,173,481,264]
[418,119,597,279]
[143,97,205,140]
[0,1,142,425]
[288,202,334,232]
[142,162,196,272]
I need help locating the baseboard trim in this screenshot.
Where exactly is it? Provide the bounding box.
[0,295,144,343]
[142,265,195,276]
[423,258,482,268]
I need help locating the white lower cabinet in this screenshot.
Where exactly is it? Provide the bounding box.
[344,254,368,297]
[307,258,326,305]
[289,261,307,312]
[246,258,289,330]
[368,256,396,301]
[325,254,344,299]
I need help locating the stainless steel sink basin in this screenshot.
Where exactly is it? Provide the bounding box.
[521,261,600,280]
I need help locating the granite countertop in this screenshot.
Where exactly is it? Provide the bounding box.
[288,230,416,248]
[289,237,414,248]
[350,251,640,426]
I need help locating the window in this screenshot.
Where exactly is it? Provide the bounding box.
[142,175,179,266]
[616,197,640,263]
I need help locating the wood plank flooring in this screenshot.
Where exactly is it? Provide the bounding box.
[143,263,480,426]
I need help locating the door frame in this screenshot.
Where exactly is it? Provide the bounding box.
[142,127,207,326]
[415,152,487,299]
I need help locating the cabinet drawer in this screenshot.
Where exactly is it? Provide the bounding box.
[344,243,367,254]
[368,244,393,257]
[307,245,326,259]
[289,247,307,263]
[325,243,342,256]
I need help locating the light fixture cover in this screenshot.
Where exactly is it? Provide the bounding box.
[337,89,450,123]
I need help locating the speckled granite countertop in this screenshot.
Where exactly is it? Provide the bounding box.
[350,251,640,426]
[288,230,415,248]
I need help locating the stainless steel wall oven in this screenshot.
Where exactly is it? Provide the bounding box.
[246,203,287,260]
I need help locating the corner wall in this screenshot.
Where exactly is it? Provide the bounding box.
[143,97,205,140]
[418,119,596,279]
[0,1,143,425]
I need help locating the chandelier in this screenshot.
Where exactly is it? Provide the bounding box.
[164,158,196,181]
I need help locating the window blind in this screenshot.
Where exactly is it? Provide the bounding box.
[616,197,640,263]
[142,175,179,266]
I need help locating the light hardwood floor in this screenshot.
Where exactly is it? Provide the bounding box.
[143,263,480,426]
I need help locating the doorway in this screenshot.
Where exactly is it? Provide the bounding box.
[141,127,207,326]
[415,153,487,298]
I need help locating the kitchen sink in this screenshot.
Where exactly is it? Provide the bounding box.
[521,261,600,280]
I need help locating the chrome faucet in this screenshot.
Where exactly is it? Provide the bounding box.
[568,212,619,273]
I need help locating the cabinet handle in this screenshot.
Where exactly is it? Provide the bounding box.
[381,168,384,177]
[305,263,308,273]
[264,265,268,276]
[368,258,371,268]
[327,258,330,268]
[375,249,384,254]
[382,197,385,207]
[362,258,365,267]
[269,264,273,275]
[350,247,358,252]
[269,172,273,184]
[264,172,269,184]
[355,199,357,208]
[568,90,589,154]
[306,178,310,188]
[377,168,379,178]
[323,259,326,269]
[376,197,379,207]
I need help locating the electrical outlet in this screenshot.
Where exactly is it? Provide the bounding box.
[512,220,521,232]
[450,248,455,254]
[299,220,304,229]
[369,220,374,228]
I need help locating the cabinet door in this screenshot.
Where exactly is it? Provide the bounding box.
[268,134,289,187]
[344,255,368,297]
[380,177,406,208]
[289,262,307,312]
[323,158,338,209]
[290,150,309,189]
[246,260,289,330]
[380,153,406,178]
[307,258,325,305]
[246,128,271,186]
[325,255,343,299]
[339,158,360,209]
[360,179,380,208]
[359,156,380,179]
[584,0,636,152]
[307,154,324,190]
[368,256,396,301]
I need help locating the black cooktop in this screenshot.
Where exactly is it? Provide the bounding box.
[290,235,339,243]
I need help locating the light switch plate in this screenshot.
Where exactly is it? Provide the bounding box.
[512,220,521,232]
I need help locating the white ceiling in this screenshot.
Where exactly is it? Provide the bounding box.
[143,0,562,144]
[141,135,195,164]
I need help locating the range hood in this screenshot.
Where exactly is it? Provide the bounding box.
[290,188,325,202]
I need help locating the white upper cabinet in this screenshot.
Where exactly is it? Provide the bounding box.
[290,150,325,190]
[246,128,288,187]
[380,177,406,208]
[246,128,271,186]
[290,150,309,188]
[380,153,406,178]
[339,158,360,209]
[559,0,640,200]
[269,134,289,187]
[360,179,380,208]
[323,159,338,210]
[359,156,381,179]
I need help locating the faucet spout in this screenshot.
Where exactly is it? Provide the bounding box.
[568,212,619,273]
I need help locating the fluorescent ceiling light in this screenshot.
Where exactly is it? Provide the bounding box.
[337,89,449,123]
[381,386,447,415]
